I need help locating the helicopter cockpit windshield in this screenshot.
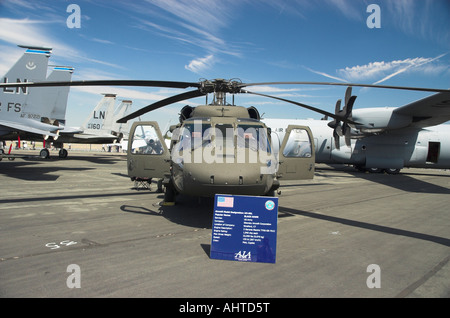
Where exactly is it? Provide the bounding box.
[176,120,271,154]
[178,120,212,151]
[237,123,271,153]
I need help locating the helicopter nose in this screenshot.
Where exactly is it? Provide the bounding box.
[206,173,256,186]
[187,163,261,184]
[181,162,274,196]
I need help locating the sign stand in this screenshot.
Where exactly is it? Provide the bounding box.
[210,194,278,263]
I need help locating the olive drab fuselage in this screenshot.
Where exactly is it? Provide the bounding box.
[127,104,315,200]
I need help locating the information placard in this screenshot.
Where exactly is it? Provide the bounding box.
[210,194,278,263]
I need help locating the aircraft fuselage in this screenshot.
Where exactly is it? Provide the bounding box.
[265,118,450,171]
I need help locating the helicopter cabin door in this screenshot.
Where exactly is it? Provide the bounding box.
[127,121,170,179]
[277,125,315,180]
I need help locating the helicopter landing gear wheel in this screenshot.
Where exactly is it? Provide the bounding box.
[156,178,164,193]
[162,185,176,206]
[40,148,50,159]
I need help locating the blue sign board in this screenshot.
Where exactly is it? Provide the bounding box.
[210,194,278,263]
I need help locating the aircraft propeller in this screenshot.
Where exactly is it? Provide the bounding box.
[327,86,356,149]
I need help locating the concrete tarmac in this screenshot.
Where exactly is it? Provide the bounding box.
[1,150,449,298]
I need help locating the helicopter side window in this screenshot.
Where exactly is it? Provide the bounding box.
[282,128,312,158]
[131,125,164,155]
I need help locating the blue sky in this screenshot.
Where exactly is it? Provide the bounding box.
[0,0,449,129]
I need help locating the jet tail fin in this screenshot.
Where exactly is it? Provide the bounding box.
[112,99,133,137]
[80,94,117,135]
[3,46,51,84]
[43,66,74,125]
[1,46,52,128]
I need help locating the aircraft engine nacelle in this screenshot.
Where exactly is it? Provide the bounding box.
[247,106,260,120]
[179,105,194,123]
[352,108,412,133]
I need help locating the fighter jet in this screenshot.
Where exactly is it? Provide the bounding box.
[46,94,129,158]
[0,46,73,144]
[0,46,131,159]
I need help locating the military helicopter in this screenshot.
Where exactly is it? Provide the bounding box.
[125,79,317,205]
[1,78,448,205]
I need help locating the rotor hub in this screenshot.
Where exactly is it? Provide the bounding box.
[198,79,243,106]
[198,78,242,95]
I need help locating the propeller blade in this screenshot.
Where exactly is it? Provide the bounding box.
[242,89,360,125]
[344,129,351,147]
[344,95,357,115]
[0,79,201,89]
[341,122,347,136]
[333,130,340,150]
[116,89,205,123]
[344,86,352,107]
[335,99,342,114]
[335,124,343,137]
[240,81,450,93]
[328,88,357,144]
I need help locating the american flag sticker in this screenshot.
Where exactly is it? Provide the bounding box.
[217,196,234,208]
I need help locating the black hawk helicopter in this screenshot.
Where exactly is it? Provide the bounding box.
[1,78,448,205]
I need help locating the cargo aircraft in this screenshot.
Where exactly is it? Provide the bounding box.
[1,77,448,204]
[263,87,450,174]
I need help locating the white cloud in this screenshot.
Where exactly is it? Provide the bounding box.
[303,66,348,82]
[301,54,449,86]
[185,54,215,73]
[0,18,56,48]
[0,18,126,72]
[145,0,234,32]
[0,45,24,75]
[0,18,83,63]
[245,86,302,93]
[71,86,170,102]
[337,54,448,84]
[325,0,362,21]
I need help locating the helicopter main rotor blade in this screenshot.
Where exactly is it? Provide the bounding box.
[240,81,450,93]
[2,78,448,93]
[0,79,201,89]
[116,89,205,123]
[242,89,361,125]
